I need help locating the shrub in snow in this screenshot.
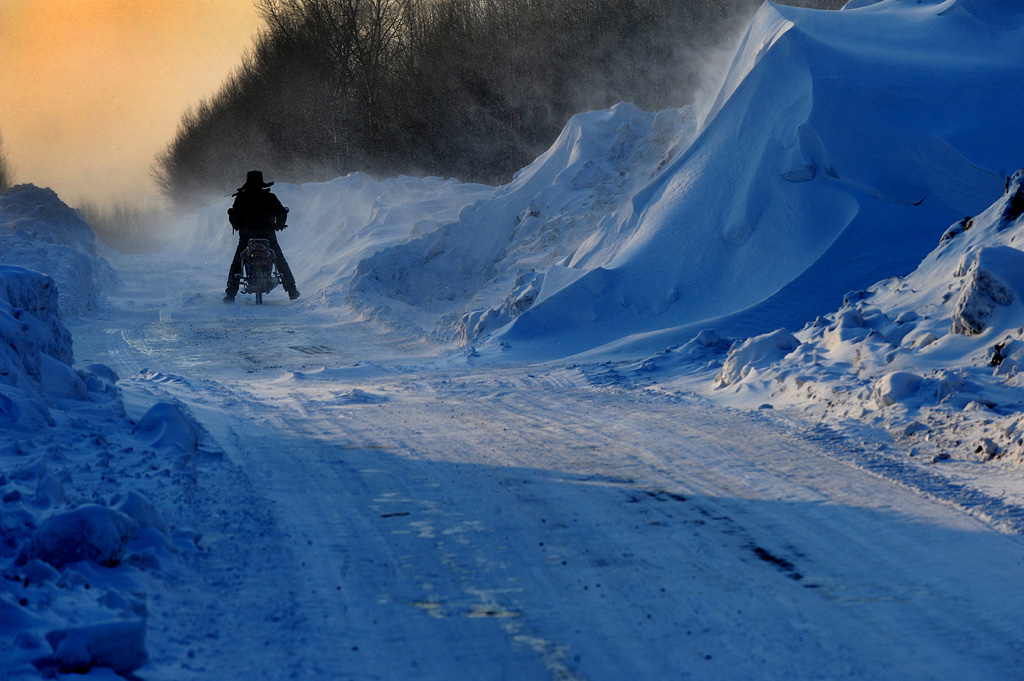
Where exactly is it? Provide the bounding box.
[40,619,147,675]
[991,338,1024,375]
[714,329,799,389]
[21,505,138,569]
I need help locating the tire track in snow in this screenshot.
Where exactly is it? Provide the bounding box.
[578,361,1024,534]
[222,365,1024,680]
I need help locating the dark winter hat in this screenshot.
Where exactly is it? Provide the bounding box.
[240,170,273,190]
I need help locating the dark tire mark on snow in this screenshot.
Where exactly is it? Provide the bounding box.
[289,344,333,355]
[626,490,688,504]
[646,490,688,503]
[751,546,803,582]
[625,487,816,586]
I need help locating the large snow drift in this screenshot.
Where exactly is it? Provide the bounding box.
[290,0,1016,357]
[491,0,1024,353]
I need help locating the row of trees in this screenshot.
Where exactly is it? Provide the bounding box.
[154,0,843,205]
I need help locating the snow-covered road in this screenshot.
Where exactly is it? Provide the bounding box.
[61,254,1024,681]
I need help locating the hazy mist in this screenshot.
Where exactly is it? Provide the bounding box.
[0,0,262,205]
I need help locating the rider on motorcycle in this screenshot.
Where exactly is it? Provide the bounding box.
[223,170,300,303]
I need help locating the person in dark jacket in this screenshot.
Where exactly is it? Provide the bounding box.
[223,170,300,302]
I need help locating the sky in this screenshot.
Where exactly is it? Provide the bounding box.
[0,0,263,206]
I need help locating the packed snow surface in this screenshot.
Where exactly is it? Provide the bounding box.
[4,0,1024,679]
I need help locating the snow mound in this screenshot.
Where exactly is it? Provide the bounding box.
[0,185,117,315]
[714,329,800,389]
[132,401,203,454]
[474,0,1023,355]
[331,388,387,405]
[0,249,200,678]
[710,169,1024,466]
[348,103,696,339]
[276,362,395,382]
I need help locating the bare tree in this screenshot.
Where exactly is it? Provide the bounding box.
[0,128,13,193]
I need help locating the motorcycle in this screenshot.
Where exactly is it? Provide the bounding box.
[235,238,282,304]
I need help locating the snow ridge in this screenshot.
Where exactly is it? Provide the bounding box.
[708,170,1024,470]
[0,185,117,315]
[0,207,210,677]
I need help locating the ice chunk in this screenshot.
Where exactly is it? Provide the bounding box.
[24,505,138,568]
[42,619,147,675]
[118,492,168,536]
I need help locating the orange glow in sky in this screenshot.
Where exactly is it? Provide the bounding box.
[0,0,263,205]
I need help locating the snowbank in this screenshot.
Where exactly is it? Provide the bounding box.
[351,103,697,342]
[702,169,1024,467]
[488,0,1022,354]
[0,185,117,315]
[0,208,206,678]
